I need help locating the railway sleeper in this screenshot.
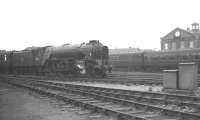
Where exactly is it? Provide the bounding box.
[18,78,200,110]
[27,81,200,119]
[51,84,200,111]
[2,77,200,120]
[43,83,199,119]
[0,79,181,120]
[9,77,200,113]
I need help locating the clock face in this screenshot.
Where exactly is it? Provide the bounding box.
[175,31,180,37]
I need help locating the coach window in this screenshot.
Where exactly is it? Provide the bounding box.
[196,55,200,59]
[4,55,7,61]
[183,55,188,59]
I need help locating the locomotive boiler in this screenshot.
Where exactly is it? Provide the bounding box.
[0,40,109,77]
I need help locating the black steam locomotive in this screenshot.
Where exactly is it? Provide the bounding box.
[0,40,109,77]
[109,48,200,72]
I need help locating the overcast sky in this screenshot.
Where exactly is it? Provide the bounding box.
[0,0,200,50]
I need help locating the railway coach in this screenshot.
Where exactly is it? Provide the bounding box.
[109,48,200,73]
[109,52,144,72]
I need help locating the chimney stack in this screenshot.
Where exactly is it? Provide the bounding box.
[191,22,199,32]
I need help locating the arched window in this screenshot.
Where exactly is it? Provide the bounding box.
[164,43,168,50]
[4,55,7,61]
[180,41,185,49]
[172,42,176,50]
[189,41,194,48]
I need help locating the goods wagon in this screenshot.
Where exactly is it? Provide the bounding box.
[109,52,144,71]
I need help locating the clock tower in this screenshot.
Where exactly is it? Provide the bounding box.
[191,22,199,32]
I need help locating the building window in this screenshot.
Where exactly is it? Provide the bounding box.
[164,43,168,50]
[189,41,194,48]
[180,41,185,49]
[4,55,7,61]
[175,31,180,37]
[172,42,176,50]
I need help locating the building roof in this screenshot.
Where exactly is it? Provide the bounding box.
[161,27,200,41]
[192,22,199,25]
[161,23,200,41]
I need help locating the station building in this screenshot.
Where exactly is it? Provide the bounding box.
[161,23,200,51]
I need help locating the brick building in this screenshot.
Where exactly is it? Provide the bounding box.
[161,23,200,51]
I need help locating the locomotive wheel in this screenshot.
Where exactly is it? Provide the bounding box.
[94,68,106,78]
[42,59,81,77]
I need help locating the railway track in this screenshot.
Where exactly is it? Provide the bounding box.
[3,74,162,85]
[1,75,200,120]
[106,72,200,86]
[15,72,200,86]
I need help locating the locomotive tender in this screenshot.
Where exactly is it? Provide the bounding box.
[0,40,109,77]
[109,48,200,72]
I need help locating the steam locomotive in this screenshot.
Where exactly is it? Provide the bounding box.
[109,48,200,72]
[0,40,109,77]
